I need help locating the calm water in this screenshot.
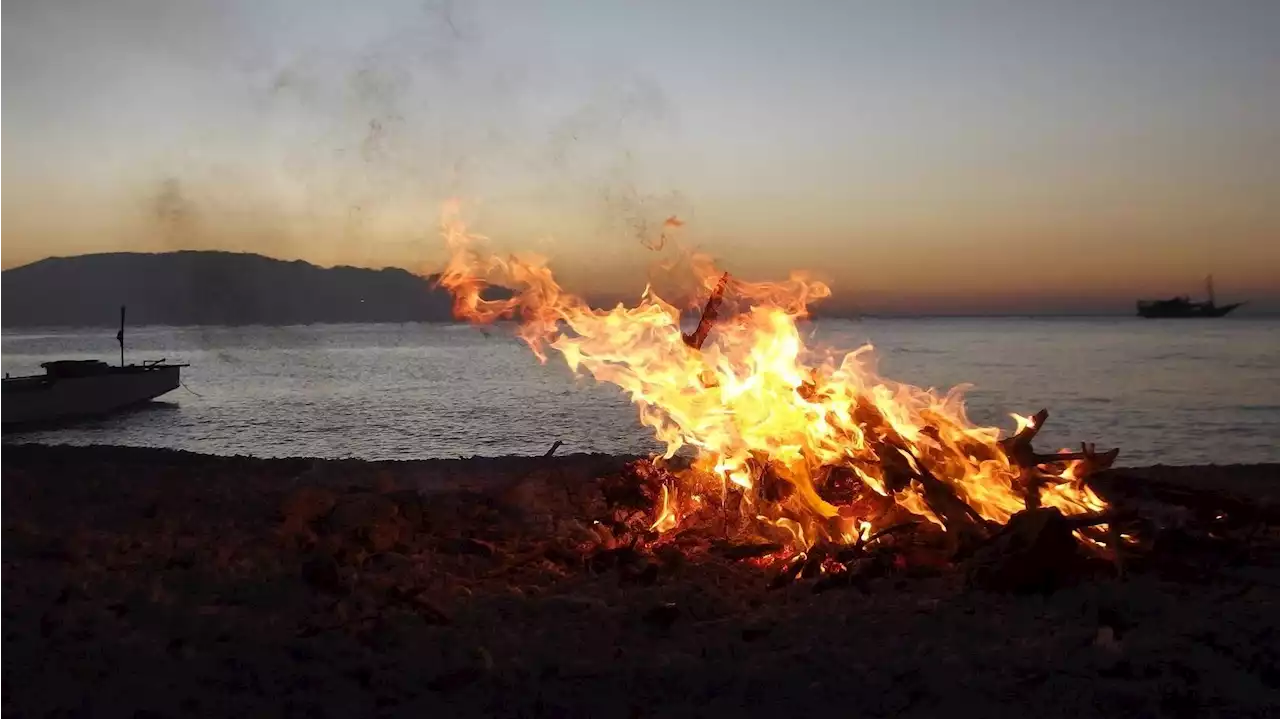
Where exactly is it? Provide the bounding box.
[2,319,1277,466]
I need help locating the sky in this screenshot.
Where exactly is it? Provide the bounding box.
[4,0,1279,314]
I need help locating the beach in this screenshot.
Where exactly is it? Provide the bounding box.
[4,443,1278,717]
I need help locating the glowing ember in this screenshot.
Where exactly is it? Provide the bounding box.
[435,200,1110,552]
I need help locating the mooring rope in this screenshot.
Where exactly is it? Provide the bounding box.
[180,380,204,398]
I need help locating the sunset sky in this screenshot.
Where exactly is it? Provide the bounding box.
[4,0,1279,313]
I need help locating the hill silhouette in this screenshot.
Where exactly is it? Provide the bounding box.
[1,251,475,327]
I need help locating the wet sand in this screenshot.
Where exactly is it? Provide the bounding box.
[3,443,1278,718]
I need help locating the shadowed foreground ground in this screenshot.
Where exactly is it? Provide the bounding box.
[3,444,1278,718]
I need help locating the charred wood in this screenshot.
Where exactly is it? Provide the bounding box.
[863,522,920,546]
[812,551,895,594]
[999,408,1049,467]
[966,507,1097,593]
[1021,469,1045,511]
[682,272,731,350]
[910,460,992,538]
[1032,445,1120,472]
[767,553,808,590]
[713,540,784,561]
[800,551,827,579]
[850,402,991,537]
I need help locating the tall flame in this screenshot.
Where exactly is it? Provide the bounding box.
[436,200,1106,548]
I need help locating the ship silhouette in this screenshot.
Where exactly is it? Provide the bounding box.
[1136,275,1245,318]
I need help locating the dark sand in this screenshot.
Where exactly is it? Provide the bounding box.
[3,444,1278,718]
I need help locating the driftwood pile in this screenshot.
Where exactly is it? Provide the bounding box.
[587,454,1278,597]
[269,443,1279,613]
[656,275,1133,592]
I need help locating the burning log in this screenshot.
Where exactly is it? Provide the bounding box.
[755,459,796,503]
[1001,409,1051,511]
[966,507,1097,593]
[999,409,1049,467]
[768,552,809,589]
[682,272,730,350]
[815,465,863,506]
[600,460,670,514]
[1061,510,1136,530]
[811,551,895,594]
[862,522,919,546]
[998,410,1118,510]
[850,401,992,538]
[1035,444,1120,471]
[799,551,827,579]
[1020,470,1045,511]
[810,565,863,594]
[914,465,992,538]
[1000,412,1120,476]
[877,437,990,539]
[713,540,783,561]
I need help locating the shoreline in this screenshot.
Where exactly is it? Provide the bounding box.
[5,440,1280,500]
[4,443,1278,716]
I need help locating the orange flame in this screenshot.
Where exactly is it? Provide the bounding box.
[435,201,1106,548]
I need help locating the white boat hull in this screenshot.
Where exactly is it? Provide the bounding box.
[3,366,182,426]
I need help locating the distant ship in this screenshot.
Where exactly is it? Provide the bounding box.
[1136,276,1245,319]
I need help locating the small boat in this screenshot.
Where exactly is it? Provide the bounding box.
[1136,275,1245,319]
[2,306,188,428]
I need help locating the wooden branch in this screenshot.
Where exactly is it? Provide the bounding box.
[1061,509,1136,529]
[812,552,893,594]
[879,441,990,536]
[915,465,992,537]
[713,540,783,561]
[1071,444,1120,479]
[767,552,808,589]
[996,410,1121,507]
[1022,469,1045,511]
[543,440,564,458]
[682,272,730,350]
[1032,445,1120,471]
[851,400,991,538]
[1033,451,1089,463]
[999,408,1049,467]
[966,507,1091,593]
[862,522,918,546]
[999,412,1119,482]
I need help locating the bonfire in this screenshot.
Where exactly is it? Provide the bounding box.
[433,201,1124,590]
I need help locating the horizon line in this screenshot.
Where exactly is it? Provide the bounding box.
[4,312,1279,334]
[4,249,1273,318]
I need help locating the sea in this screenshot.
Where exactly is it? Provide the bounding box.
[2,318,1277,466]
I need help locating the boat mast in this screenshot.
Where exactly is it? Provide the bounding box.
[117,305,126,367]
[1206,275,1216,305]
